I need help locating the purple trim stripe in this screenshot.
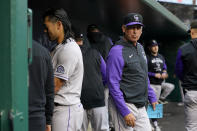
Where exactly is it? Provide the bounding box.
[126,22,143,26]
[67,106,70,131]
[175,49,184,81]
[54,74,68,81]
[148,72,155,77]
[163,62,167,70]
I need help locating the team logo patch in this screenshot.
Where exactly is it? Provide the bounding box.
[56,65,65,74]
[129,54,133,58]
[134,15,139,22]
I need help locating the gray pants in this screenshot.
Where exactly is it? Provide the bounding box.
[160,82,175,99]
[150,82,174,100]
[109,97,151,131]
[82,106,109,131]
[52,103,84,131]
[179,81,184,102]
[184,90,197,131]
[104,87,114,128]
[104,87,109,109]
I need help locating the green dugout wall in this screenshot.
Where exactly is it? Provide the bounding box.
[0,0,28,131]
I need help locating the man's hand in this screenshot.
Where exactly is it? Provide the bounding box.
[155,73,162,79]
[45,125,51,131]
[124,113,136,127]
[161,73,168,79]
[151,102,158,111]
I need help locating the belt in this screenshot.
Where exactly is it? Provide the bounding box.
[54,103,65,106]
[134,103,145,108]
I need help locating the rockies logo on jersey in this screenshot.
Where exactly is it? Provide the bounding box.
[56,65,65,74]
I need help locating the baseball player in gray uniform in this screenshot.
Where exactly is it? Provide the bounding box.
[43,8,84,131]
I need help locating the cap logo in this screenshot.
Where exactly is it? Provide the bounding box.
[134,15,139,22]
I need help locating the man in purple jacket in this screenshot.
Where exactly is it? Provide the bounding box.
[107,13,157,131]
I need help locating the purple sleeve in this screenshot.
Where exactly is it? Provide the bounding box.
[148,77,157,103]
[148,72,155,77]
[175,49,184,81]
[107,45,131,117]
[100,55,107,85]
[163,62,167,71]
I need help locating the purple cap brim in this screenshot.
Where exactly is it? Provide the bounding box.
[125,22,143,26]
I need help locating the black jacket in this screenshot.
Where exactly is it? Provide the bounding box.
[117,39,148,108]
[80,40,106,109]
[28,40,54,125]
[177,39,197,90]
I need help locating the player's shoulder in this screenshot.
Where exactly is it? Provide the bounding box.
[63,38,80,51]
[157,53,165,59]
[33,40,47,51]
[137,42,143,48]
[180,41,191,51]
[146,54,151,59]
[33,40,50,57]
[110,44,124,52]
[109,44,123,56]
[59,38,82,59]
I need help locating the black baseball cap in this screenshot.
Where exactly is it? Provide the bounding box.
[72,27,83,39]
[123,13,143,26]
[148,40,158,47]
[191,20,197,29]
[43,8,68,23]
[75,32,83,39]
[87,24,100,32]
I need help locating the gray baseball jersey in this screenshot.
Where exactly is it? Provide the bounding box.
[51,38,84,105]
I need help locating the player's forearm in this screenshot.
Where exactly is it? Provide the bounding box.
[147,77,157,103]
[54,77,65,94]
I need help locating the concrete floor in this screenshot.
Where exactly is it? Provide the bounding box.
[158,102,185,131]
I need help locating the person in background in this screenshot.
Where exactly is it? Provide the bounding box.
[175,20,197,131]
[87,24,112,129]
[74,29,109,131]
[147,39,175,104]
[29,40,54,131]
[87,24,112,61]
[147,39,174,131]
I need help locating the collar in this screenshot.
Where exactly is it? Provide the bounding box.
[119,37,139,48]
